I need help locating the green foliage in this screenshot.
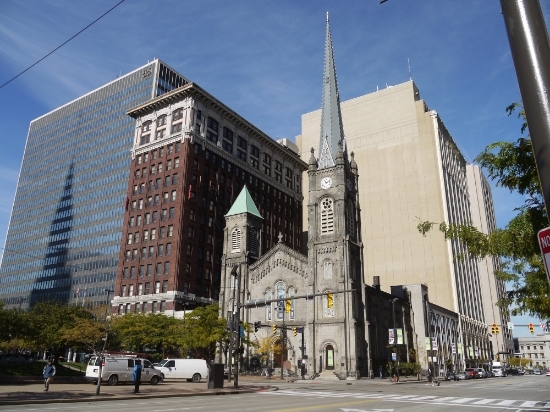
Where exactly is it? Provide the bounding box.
[111,312,184,356]
[417,102,550,319]
[181,304,228,360]
[2,360,84,377]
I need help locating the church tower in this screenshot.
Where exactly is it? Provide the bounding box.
[307,14,367,377]
[218,186,263,362]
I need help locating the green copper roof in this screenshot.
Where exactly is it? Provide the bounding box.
[225,186,263,219]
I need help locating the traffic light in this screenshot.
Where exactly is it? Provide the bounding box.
[491,323,497,334]
[272,324,277,334]
[254,321,261,332]
[285,299,291,313]
[529,323,535,334]
[327,293,334,308]
[495,325,500,335]
[293,327,297,337]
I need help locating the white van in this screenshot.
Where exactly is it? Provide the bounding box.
[85,355,162,386]
[156,358,208,382]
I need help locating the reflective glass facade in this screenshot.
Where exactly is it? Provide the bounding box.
[0,60,188,308]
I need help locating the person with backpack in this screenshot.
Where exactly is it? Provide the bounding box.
[43,360,56,391]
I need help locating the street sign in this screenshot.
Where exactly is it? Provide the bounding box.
[391,352,397,361]
[451,343,456,354]
[537,226,550,285]
[507,321,514,330]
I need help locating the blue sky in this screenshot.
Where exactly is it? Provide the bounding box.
[0,0,549,336]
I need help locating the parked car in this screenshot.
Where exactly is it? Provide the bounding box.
[445,371,459,381]
[457,371,471,380]
[465,368,478,379]
[534,369,542,375]
[156,358,209,383]
[493,365,506,377]
[86,355,162,386]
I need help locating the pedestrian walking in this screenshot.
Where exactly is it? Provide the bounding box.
[426,367,433,385]
[379,365,383,379]
[132,360,142,393]
[43,359,56,391]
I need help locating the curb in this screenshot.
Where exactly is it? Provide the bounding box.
[0,385,277,406]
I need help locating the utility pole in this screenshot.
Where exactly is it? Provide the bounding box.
[501,0,550,222]
[232,265,241,390]
[95,289,113,396]
[280,307,285,380]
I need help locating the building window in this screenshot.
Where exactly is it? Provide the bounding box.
[168,225,173,236]
[158,244,164,256]
[149,246,154,258]
[320,197,334,234]
[138,283,143,296]
[249,228,258,256]
[123,267,129,278]
[265,289,273,321]
[130,267,136,278]
[187,244,193,257]
[141,247,147,259]
[185,263,191,276]
[172,174,178,184]
[161,209,167,220]
[122,285,127,297]
[172,108,183,121]
[346,202,355,236]
[157,115,167,127]
[135,303,141,313]
[143,302,148,313]
[156,263,162,275]
[276,282,285,320]
[152,301,157,313]
[147,264,152,276]
[169,207,175,219]
[164,262,170,275]
[171,190,177,201]
[155,281,161,294]
[190,209,195,221]
[129,284,134,297]
[151,228,156,240]
[324,259,333,279]
[162,280,169,293]
[166,243,172,255]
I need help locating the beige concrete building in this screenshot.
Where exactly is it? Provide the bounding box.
[297,81,492,367]
[467,164,514,355]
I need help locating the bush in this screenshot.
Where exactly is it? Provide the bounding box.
[2,361,84,376]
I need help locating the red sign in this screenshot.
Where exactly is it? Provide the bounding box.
[537,227,550,285]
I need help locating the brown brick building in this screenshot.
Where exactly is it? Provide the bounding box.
[112,82,307,317]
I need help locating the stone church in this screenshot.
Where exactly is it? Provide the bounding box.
[218,16,368,378]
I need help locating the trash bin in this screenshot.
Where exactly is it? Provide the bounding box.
[208,364,224,389]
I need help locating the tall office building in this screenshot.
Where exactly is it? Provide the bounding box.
[467,164,514,354]
[112,82,307,316]
[297,81,495,366]
[0,60,188,308]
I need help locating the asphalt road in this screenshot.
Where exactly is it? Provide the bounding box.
[3,375,550,412]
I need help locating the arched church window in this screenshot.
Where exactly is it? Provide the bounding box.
[276,281,286,320]
[323,290,335,318]
[289,287,295,320]
[323,259,333,279]
[266,290,272,321]
[320,197,334,234]
[346,201,355,237]
[249,228,258,256]
[231,228,241,253]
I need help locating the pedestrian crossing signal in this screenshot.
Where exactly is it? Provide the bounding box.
[293,327,297,337]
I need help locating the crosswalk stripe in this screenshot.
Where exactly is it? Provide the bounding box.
[494,400,517,406]
[543,402,550,408]
[519,401,539,407]
[449,398,477,403]
[413,396,438,400]
[472,399,499,404]
[436,397,457,402]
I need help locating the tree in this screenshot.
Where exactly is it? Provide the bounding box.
[181,304,228,361]
[417,103,550,319]
[59,304,110,355]
[255,335,282,367]
[111,312,184,355]
[0,302,30,352]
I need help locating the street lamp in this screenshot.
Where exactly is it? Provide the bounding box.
[95,289,113,396]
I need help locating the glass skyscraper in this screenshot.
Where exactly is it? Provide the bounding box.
[0,60,188,308]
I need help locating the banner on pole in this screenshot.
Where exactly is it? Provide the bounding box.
[388,329,395,345]
[396,328,403,345]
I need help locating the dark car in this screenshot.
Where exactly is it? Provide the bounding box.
[457,371,471,380]
[445,371,459,381]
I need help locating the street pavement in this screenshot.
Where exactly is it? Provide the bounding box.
[0,374,421,405]
[2,374,549,411]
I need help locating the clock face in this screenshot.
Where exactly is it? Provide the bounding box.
[320,177,332,189]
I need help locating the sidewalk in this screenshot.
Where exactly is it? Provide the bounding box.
[0,377,275,406]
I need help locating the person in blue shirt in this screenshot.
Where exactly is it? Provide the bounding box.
[43,360,56,391]
[132,360,142,393]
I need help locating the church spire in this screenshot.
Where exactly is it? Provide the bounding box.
[318,12,346,170]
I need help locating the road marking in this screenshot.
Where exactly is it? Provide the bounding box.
[494,399,517,406]
[436,397,457,402]
[413,396,437,400]
[450,398,477,403]
[472,399,499,404]
[519,401,539,407]
[273,398,376,412]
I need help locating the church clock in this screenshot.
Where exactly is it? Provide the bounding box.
[320,177,332,189]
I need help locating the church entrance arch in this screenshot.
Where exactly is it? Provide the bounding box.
[325,345,335,370]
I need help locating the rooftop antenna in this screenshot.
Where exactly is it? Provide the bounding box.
[326,11,329,22]
[408,58,412,81]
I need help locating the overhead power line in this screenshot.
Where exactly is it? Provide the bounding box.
[0,0,126,91]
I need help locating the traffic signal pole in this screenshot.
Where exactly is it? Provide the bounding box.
[501,0,550,222]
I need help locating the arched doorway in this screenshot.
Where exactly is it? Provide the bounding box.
[272,337,287,368]
[325,345,334,370]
